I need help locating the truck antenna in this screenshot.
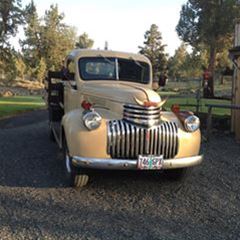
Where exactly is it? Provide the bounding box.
[104,41,109,50]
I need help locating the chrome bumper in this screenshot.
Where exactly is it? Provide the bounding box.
[72,155,203,170]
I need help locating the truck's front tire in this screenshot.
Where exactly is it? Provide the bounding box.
[72,172,89,188]
[63,137,89,188]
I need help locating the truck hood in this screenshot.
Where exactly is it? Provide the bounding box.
[80,82,161,107]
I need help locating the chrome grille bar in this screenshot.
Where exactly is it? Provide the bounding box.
[107,120,179,160]
[136,127,140,156]
[169,122,175,158]
[123,104,161,127]
[119,121,125,158]
[130,125,135,158]
[125,122,130,158]
[165,123,170,159]
[116,120,121,157]
[140,128,144,155]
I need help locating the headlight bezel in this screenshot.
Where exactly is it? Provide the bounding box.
[184,115,200,132]
[82,110,102,131]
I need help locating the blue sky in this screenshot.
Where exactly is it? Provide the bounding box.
[18,0,187,56]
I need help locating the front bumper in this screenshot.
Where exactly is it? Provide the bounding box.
[72,155,203,170]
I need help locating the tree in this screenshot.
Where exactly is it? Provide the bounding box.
[20,0,42,71]
[183,48,208,78]
[168,44,208,80]
[0,0,24,63]
[76,32,94,49]
[216,49,232,72]
[139,24,168,79]
[20,0,45,81]
[41,5,76,71]
[2,54,18,82]
[35,58,47,83]
[176,0,240,96]
[21,4,77,77]
[15,55,26,80]
[168,43,188,80]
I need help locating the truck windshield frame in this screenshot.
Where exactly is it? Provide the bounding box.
[78,57,150,84]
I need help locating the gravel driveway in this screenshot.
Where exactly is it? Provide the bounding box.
[0,110,239,240]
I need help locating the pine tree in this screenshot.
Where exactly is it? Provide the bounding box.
[139,24,168,79]
[3,55,18,82]
[0,0,24,74]
[168,43,188,79]
[20,0,42,79]
[35,58,47,83]
[21,3,77,76]
[15,55,26,80]
[76,32,94,49]
[41,4,76,71]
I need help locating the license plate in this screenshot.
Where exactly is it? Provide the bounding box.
[137,155,163,170]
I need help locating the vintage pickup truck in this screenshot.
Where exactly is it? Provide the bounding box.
[46,49,203,188]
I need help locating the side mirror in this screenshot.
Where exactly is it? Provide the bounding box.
[67,72,75,81]
[62,69,75,81]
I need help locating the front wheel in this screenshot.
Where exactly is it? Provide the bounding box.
[63,138,89,188]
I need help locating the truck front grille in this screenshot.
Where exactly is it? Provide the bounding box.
[107,120,178,159]
[123,104,161,127]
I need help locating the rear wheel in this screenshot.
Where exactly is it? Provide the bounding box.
[63,137,89,188]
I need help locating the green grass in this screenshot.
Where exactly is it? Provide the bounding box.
[0,96,46,118]
[164,97,231,116]
[158,91,180,97]
[161,79,232,98]
[0,94,231,119]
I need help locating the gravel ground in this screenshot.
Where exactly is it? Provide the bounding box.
[0,110,239,240]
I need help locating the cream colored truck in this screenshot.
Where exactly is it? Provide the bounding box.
[46,49,203,188]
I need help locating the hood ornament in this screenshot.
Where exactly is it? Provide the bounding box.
[134,97,167,108]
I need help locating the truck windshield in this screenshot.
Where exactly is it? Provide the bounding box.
[79,57,150,84]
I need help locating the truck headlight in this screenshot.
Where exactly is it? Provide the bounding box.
[184,115,200,132]
[83,111,102,130]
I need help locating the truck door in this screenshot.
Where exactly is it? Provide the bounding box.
[64,59,79,113]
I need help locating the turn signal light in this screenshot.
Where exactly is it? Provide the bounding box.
[81,100,92,110]
[171,104,180,113]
